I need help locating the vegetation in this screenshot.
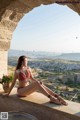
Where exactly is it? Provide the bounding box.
[2,74,13,83]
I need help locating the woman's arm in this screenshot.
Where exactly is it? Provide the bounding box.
[29,67,43,84]
[7,71,18,96]
[29,67,38,82]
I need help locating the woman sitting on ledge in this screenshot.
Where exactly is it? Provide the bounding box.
[6,55,67,105]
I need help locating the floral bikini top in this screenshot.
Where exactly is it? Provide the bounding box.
[17,67,31,81]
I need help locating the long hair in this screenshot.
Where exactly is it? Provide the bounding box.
[16,55,27,70]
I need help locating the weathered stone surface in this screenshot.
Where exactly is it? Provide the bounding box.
[0,41,10,50]
[67,3,80,15]
[0,51,7,77]
[0,29,12,41]
[9,12,23,22]
[0,0,14,20]
[8,0,31,13]
[1,20,17,31]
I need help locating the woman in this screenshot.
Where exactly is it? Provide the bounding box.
[6,55,67,105]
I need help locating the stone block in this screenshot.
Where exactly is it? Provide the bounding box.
[0,51,8,77]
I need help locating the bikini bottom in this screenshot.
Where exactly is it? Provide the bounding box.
[17,87,26,97]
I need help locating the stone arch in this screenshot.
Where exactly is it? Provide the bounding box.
[0,0,80,77]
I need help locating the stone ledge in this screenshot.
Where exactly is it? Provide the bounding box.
[0,86,80,120]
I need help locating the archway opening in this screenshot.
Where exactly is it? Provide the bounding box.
[8,4,80,103]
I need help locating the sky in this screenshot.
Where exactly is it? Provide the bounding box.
[10,3,80,53]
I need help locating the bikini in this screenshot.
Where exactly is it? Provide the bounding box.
[17,68,31,91]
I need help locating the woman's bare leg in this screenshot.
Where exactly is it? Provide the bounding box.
[18,81,61,104]
[42,84,56,96]
[41,83,67,105]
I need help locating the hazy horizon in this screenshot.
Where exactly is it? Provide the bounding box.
[9,49,80,54]
[8,49,80,62]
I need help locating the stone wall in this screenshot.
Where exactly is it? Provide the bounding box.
[0,0,80,77]
[0,51,7,78]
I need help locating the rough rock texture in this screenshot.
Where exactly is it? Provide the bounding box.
[0,51,7,77]
[0,0,80,50]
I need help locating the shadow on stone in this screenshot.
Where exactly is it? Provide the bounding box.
[8,112,38,120]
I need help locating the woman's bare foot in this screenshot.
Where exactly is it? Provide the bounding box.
[60,101,68,105]
[56,96,68,105]
[48,93,67,105]
[50,96,61,105]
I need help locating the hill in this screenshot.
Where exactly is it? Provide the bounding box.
[56,53,80,61]
[8,49,60,59]
[8,49,80,61]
